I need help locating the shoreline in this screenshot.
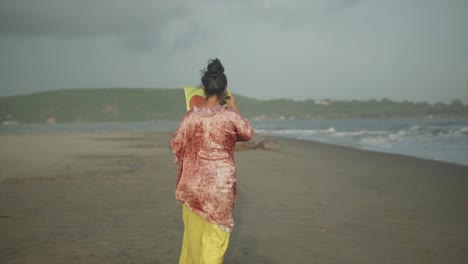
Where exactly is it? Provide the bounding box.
[1,129,467,168]
[2,117,467,167]
[275,136,468,168]
[2,115,468,125]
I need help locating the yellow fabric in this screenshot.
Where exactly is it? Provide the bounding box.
[179,204,231,264]
[183,86,231,112]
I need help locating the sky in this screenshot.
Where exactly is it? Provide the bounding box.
[0,0,467,103]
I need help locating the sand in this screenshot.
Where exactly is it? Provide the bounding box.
[1,131,467,264]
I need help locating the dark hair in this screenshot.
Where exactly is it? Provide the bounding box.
[201,58,227,98]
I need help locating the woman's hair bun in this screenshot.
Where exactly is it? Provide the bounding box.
[201,58,227,98]
[206,58,224,76]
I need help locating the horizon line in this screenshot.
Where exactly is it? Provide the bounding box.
[0,87,466,105]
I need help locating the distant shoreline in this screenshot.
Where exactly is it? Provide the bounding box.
[2,115,468,125]
[1,88,467,123]
[1,127,466,167]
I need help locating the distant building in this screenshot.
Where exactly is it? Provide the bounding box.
[101,104,116,114]
[2,121,19,125]
[46,117,56,124]
[251,114,267,121]
[315,99,332,105]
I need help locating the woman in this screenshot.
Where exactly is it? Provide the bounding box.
[171,58,254,264]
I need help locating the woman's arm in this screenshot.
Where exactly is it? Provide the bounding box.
[235,115,254,142]
[171,112,190,164]
[227,94,254,141]
[226,94,240,114]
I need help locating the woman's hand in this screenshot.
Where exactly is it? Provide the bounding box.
[226,94,240,114]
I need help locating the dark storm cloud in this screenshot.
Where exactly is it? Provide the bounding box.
[0,0,466,102]
[0,0,187,36]
[0,0,204,52]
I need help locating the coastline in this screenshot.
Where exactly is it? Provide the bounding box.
[2,117,467,166]
[1,132,467,263]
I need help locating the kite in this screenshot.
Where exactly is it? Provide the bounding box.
[183,86,231,112]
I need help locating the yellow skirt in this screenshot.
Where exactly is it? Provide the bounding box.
[179,204,231,264]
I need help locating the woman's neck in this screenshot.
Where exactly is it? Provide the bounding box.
[202,96,220,108]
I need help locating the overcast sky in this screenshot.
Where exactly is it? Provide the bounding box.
[0,0,467,103]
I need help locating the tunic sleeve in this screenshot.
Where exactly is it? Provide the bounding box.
[234,113,254,142]
[171,112,191,164]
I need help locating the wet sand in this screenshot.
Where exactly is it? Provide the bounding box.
[1,132,467,264]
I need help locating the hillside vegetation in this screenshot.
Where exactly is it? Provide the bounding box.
[0,88,467,123]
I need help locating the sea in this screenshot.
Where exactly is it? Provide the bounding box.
[1,118,467,166]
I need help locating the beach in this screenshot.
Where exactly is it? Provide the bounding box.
[1,131,467,264]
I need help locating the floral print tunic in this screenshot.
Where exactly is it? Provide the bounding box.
[171,105,254,229]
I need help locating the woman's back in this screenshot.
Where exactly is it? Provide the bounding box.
[171,104,253,228]
[182,105,252,161]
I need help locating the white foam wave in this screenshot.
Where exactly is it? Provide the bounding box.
[387,130,408,141]
[254,124,468,147]
[252,120,468,165]
[257,128,392,138]
[255,127,337,136]
[358,136,391,148]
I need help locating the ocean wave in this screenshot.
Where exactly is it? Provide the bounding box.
[255,127,338,136]
[253,119,468,165]
[256,127,390,137]
[460,126,468,133]
[357,136,391,148]
[255,124,467,147]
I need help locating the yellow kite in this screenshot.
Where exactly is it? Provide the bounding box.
[184,86,231,112]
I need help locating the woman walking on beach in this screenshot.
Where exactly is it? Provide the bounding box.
[171,58,254,263]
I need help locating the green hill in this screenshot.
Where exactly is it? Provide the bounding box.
[0,88,467,123]
[0,88,187,122]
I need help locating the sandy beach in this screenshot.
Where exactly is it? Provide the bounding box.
[1,131,468,264]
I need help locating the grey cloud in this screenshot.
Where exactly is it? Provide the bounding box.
[231,0,312,29]
[324,0,361,13]
[121,31,163,52]
[170,22,207,53]
[253,7,310,28]
[0,0,187,36]
[119,19,206,53]
[229,0,363,29]
[0,0,466,103]
[0,0,202,53]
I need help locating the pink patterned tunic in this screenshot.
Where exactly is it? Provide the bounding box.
[171,105,254,229]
